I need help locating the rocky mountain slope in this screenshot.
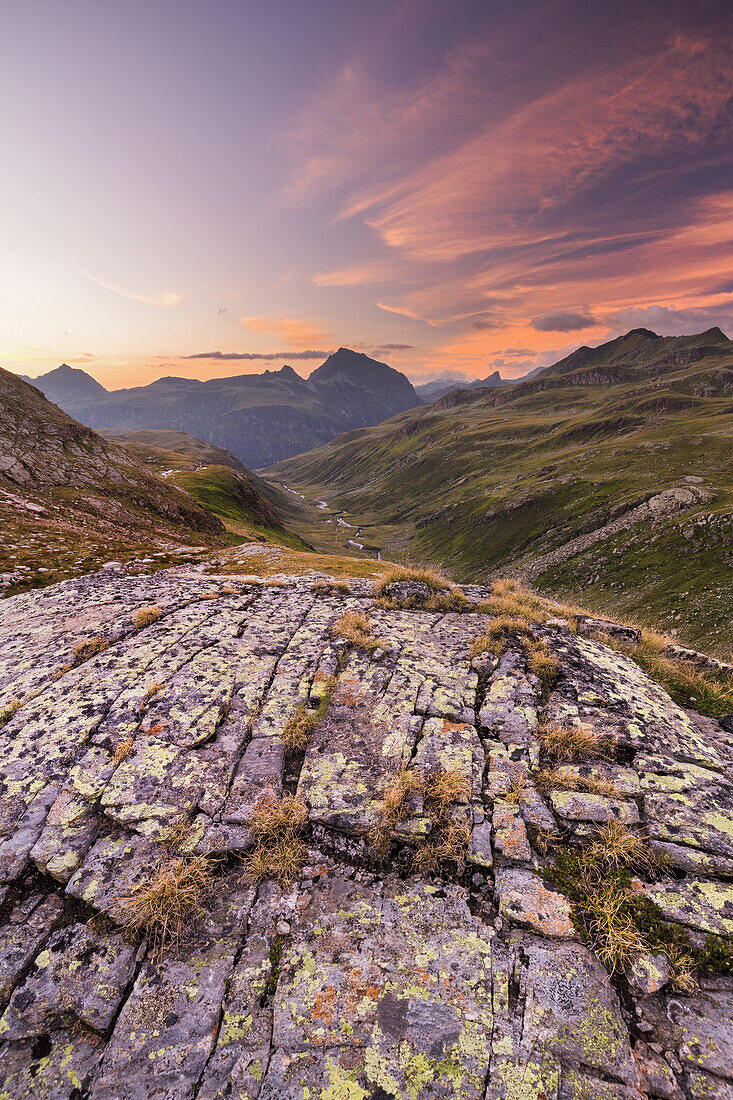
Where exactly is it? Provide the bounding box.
[30,349,422,468]
[0,557,731,1098]
[266,328,733,654]
[0,367,232,596]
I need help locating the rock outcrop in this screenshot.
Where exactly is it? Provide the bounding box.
[0,564,731,1098]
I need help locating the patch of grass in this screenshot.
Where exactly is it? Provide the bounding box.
[265,934,286,995]
[503,777,530,806]
[369,768,424,855]
[112,737,135,765]
[374,563,452,595]
[72,636,109,666]
[544,823,733,984]
[538,723,615,764]
[215,545,393,581]
[586,820,657,874]
[135,605,162,628]
[524,637,560,695]
[282,675,337,751]
[607,629,733,718]
[369,766,470,873]
[120,854,213,959]
[242,791,309,886]
[534,768,621,798]
[330,611,386,654]
[0,698,20,728]
[412,820,471,875]
[311,579,350,595]
[478,578,551,623]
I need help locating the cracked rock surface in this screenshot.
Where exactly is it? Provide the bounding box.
[0,566,731,1098]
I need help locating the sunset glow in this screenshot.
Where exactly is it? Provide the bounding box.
[2,0,731,388]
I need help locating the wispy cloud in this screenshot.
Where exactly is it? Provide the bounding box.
[182,349,330,361]
[76,268,182,307]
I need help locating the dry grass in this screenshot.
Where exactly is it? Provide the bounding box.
[72,636,109,666]
[477,578,550,623]
[587,883,648,972]
[534,768,621,798]
[369,768,424,854]
[369,766,470,873]
[242,791,309,886]
[141,682,163,711]
[374,563,452,595]
[330,611,386,654]
[112,737,135,765]
[586,820,657,874]
[250,790,309,839]
[282,676,337,751]
[538,723,615,764]
[312,579,350,595]
[503,777,529,806]
[525,639,560,692]
[120,854,213,959]
[666,945,698,993]
[424,769,470,816]
[412,820,470,875]
[135,605,162,628]
[0,698,20,728]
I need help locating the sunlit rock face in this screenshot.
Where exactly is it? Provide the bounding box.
[0,561,731,1099]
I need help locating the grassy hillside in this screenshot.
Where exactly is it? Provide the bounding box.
[266,329,733,655]
[107,429,309,551]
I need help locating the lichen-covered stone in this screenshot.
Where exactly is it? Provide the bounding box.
[495,869,575,938]
[0,565,730,1099]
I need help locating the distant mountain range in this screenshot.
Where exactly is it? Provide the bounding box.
[28,348,422,468]
[414,364,545,400]
[267,327,733,653]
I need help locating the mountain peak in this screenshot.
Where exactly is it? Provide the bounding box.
[33,362,107,403]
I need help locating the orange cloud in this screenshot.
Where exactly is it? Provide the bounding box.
[240,315,333,349]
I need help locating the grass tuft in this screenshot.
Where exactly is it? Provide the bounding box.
[374,563,452,595]
[330,611,386,654]
[112,737,135,765]
[538,723,615,764]
[120,854,213,959]
[135,605,162,628]
[0,698,21,728]
[282,676,337,752]
[369,766,470,873]
[534,768,621,798]
[242,791,309,886]
[72,636,109,666]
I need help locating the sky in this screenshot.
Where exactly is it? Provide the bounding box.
[1,0,732,389]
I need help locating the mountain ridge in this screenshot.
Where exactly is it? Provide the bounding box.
[265,327,733,653]
[27,347,423,468]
